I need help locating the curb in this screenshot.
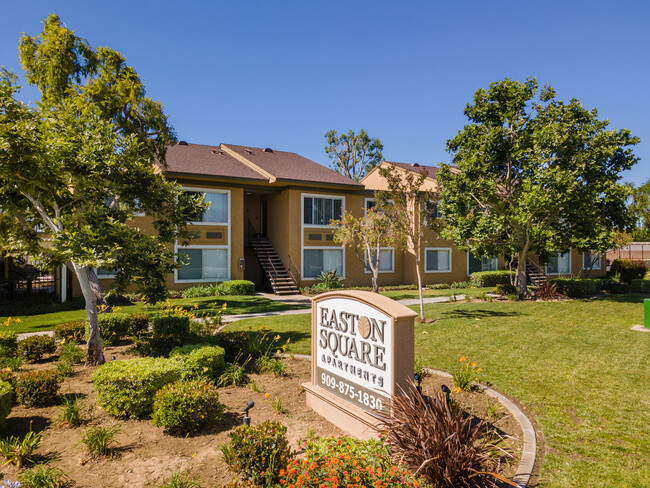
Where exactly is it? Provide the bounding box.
[424,368,536,488]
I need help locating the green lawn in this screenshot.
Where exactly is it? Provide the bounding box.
[1,295,306,334]
[227,296,650,488]
[380,286,492,300]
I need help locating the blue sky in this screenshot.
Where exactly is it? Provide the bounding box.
[3,0,649,184]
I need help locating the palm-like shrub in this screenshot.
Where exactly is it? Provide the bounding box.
[377,382,512,488]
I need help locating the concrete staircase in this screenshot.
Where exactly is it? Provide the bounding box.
[249,238,300,295]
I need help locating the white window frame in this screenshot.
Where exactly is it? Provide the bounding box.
[424,247,452,273]
[95,268,118,279]
[302,193,345,229]
[183,187,230,226]
[174,244,231,283]
[466,253,499,276]
[364,247,395,274]
[583,252,602,271]
[301,246,346,280]
[364,198,375,216]
[545,250,572,275]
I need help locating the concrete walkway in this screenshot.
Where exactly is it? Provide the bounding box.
[221,293,467,324]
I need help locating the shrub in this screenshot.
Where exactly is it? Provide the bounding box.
[80,424,121,457]
[57,395,87,427]
[377,384,511,488]
[18,465,70,488]
[452,357,482,392]
[170,344,226,381]
[158,471,204,488]
[0,380,13,427]
[55,361,74,377]
[152,379,224,434]
[601,280,630,294]
[469,270,513,287]
[93,357,182,418]
[128,313,150,337]
[0,331,19,358]
[255,355,287,377]
[17,335,57,361]
[0,429,42,467]
[53,320,85,344]
[281,436,420,488]
[450,281,471,289]
[428,283,451,289]
[218,280,255,296]
[96,313,131,346]
[536,281,560,300]
[610,259,647,283]
[152,316,190,341]
[181,285,219,298]
[221,420,291,486]
[630,278,650,293]
[550,278,600,298]
[58,342,84,365]
[495,283,517,295]
[16,370,62,407]
[211,331,250,363]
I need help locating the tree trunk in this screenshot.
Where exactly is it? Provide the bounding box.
[371,269,379,293]
[516,251,528,295]
[71,262,105,365]
[415,254,425,321]
[87,268,111,311]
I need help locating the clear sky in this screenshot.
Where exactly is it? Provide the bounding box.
[3,0,649,185]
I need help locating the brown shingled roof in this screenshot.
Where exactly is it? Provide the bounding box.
[223,144,362,187]
[164,143,268,181]
[384,161,440,178]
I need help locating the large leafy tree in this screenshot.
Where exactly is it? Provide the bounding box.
[627,179,650,241]
[0,15,204,364]
[437,78,638,293]
[376,165,436,321]
[325,129,383,181]
[331,207,396,293]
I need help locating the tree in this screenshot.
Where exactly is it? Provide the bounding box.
[437,78,638,294]
[324,129,383,181]
[0,15,204,364]
[376,165,436,321]
[627,179,650,241]
[330,207,395,293]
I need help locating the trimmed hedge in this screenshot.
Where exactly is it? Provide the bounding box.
[128,313,150,337]
[54,320,85,344]
[96,313,132,346]
[630,279,650,293]
[0,331,18,358]
[16,369,62,407]
[0,380,13,427]
[152,316,190,341]
[601,280,630,294]
[152,379,224,434]
[219,280,255,296]
[210,331,250,364]
[549,278,600,298]
[469,270,513,287]
[170,344,226,381]
[609,259,647,283]
[17,335,57,361]
[93,357,182,418]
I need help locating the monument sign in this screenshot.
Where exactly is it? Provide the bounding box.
[303,290,417,439]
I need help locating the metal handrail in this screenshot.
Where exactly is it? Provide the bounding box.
[525,258,546,275]
[287,254,300,282]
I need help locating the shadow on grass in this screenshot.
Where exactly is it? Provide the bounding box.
[440,309,523,319]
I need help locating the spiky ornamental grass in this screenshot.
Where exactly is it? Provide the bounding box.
[377,382,514,488]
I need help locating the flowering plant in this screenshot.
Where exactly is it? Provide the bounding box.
[451,356,482,392]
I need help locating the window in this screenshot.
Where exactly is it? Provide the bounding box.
[185,191,229,224]
[583,252,601,271]
[425,248,452,273]
[364,248,394,273]
[177,247,229,281]
[468,252,498,275]
[365,199,376,213]
[425,200,441,220]
[303,249,344,278]
[546,251,571,275]
[96,268,118,278]
[303,197,343,225]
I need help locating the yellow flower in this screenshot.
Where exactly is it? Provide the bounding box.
[203,367,209,372]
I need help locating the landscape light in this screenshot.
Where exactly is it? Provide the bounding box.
[242,400,255,426]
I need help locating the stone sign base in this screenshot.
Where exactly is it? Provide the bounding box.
[303,382,382,440]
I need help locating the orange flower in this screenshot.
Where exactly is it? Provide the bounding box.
[477,368,482,372]
[459,356,466,362]
[265,392,270,398]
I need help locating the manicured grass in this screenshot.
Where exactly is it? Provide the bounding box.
[227,296,650,488]
[0,295,305,334]
[380,287,492,300]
